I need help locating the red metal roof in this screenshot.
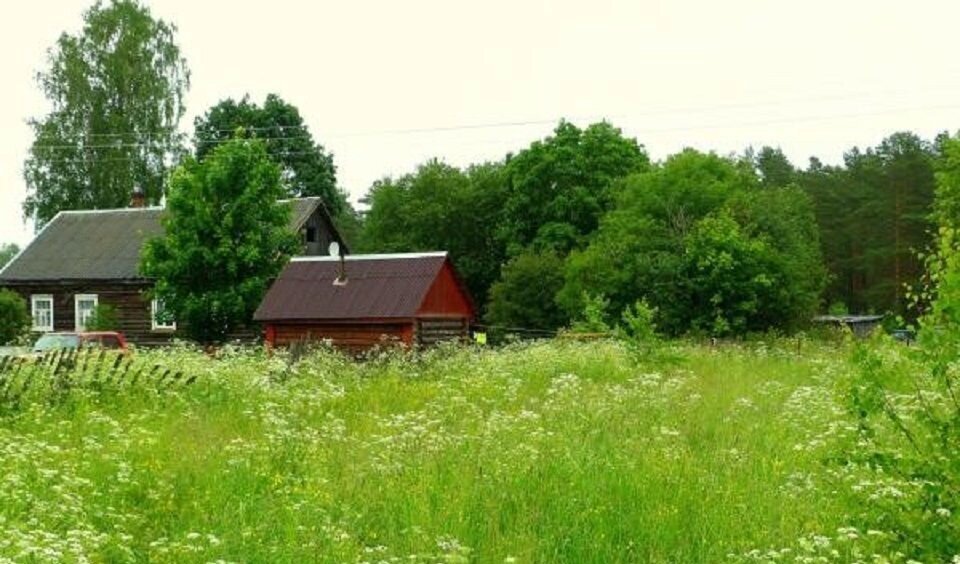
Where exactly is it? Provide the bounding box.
[254,252,469,322]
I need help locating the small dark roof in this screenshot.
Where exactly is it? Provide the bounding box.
[0,198,329,282]
[254,252,458,321]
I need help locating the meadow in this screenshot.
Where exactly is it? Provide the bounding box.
[0,339,932,563]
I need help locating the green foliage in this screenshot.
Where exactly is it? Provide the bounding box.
[23,0,189,227]
[485,251,567,332]
[827,301,849,315]
[500,121,649,255]
[193,94,348,217]
[85,304,119,331]
[0,290,29,345]
[681,211,779,336]
[837,144,960,560]
[620,299,657,339]
[800,133,936,316]
[361,160,509,311]
[752,145,797,188]
[562,150,825,336]
[0,244,19,269]
[570,293,611,333]
[933,133,960,229]
[140,137,298,344]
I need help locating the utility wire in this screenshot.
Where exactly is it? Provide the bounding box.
[23,98,960,164]
[22,81,960,146]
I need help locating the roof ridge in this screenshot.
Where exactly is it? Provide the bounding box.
[60,206,165,214]
[291,252,447,262]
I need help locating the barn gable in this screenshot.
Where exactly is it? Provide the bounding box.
[417,261,474,317]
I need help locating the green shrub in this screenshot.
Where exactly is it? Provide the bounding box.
[843,226,960,560]
[0,289,29,345]
[86,304,119,331]
[570,293,611,333]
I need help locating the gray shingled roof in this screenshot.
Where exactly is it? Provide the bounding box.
[0,198,325,282]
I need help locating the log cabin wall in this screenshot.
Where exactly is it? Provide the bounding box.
[4,282,177,346]
[267,321,412,351]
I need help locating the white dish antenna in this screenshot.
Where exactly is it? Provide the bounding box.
[328,241,340,258]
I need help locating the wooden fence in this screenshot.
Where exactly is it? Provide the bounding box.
[0,349,197,413]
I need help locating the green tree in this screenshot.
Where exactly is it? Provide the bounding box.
[24,0,189,227]
[0,290,29,345]
[360,160,509,311]
[141,137,298,344]
[486,252,567,332]
[0,244,20,270]
[499,121,649,255]
[933,133,960,229]
[562,149,824,336]
[680,211,781,335]
[800,133,936,316]
[193,94,348,216]
[799,158,859,310]
[753,146,797,188]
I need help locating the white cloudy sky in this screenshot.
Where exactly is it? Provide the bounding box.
[2,0,960,247]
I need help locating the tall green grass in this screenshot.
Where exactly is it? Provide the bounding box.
[0,340,871,562]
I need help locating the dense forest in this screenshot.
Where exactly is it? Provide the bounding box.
[358,122,942,336]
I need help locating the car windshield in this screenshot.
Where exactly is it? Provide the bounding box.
[32,334,80,352]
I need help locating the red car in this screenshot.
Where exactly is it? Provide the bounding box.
[31,331,129,354]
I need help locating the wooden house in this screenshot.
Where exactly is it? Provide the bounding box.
[254,252,475,351]
[0,198,345,346]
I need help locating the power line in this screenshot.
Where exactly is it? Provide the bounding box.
[30,135,318,151]
[35,150,322,165]
[27,101,960,159]
[21,81,960,147]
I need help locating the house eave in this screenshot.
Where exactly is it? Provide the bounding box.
[0,277,153,287]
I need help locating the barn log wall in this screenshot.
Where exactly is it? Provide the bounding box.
[268,321,411,351]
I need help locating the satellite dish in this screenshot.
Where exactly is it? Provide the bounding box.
[328,241,340,257]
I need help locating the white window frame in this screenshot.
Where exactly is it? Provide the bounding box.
[151,298,176,331]
[31,294,54,332]
[74,294,98,331]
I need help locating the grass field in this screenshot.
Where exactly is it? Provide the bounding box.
[0,339,896,563]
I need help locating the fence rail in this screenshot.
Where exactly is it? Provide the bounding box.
[0,349,196,413]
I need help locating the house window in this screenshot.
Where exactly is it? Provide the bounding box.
[305,226,317,243]
[151,299,176,331]
[74,294,98,331]
[31,294,54,332]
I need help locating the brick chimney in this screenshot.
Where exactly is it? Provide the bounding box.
[130,185,145,208]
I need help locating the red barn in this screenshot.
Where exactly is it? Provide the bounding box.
[254,252,475,350]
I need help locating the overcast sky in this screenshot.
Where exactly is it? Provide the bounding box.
[2,0,960,247]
